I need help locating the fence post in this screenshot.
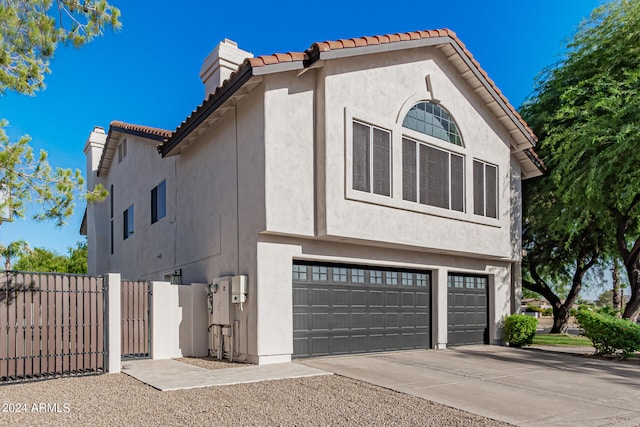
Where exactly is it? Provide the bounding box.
[104,273,121,373]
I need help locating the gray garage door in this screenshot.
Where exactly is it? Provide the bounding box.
[293,262,431,358]
[447,274,489,345]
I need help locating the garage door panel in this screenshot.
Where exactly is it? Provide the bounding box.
[352,290,367,306]
[370,291,384,306]
[293,288,308,306]
[386,313,400,327]
[331,289,350,307]
[311,337,329,355]
[293,313,308,331]
[332,335,349,354]
[370,312,384,329]
[293,262,431,357]
[352,312,368,329]
[401,292,416,306]
[311,288,329,306]
[334,312,350,330]
[447,274,488,346]
[416,292,429,307]
[311,313,329,330]
[386,291,399,307]
[293,337,308,355]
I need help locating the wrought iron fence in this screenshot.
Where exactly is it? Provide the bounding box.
[0,271,105,384]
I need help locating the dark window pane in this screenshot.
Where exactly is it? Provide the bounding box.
[473,160,485,216]
[451,154,464,212]
[424,145,449,209]
[372,128,391,196]
[402,138,417,202]
[151,186,158,224]
[486,164,498,218]
[123,205,134,240]
[353,122,370,192]
[152,180,167,224]
[158,180,166,220]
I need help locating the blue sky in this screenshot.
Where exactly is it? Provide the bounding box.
[0,0,605,256]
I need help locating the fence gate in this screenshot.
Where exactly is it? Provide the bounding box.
[120,281,151,359]
[0,271,105,383]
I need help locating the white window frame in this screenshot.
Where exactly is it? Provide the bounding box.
[402,136,465,213]
[352,120,392,197]
[473,159,499,219]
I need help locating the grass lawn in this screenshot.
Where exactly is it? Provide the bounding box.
[533,333,593,347]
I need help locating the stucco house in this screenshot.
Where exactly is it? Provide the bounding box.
[82,29,543,364]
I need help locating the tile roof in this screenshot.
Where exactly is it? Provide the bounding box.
[110,120,172,140]
[162,29,540,169]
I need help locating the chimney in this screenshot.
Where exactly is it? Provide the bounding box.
[200,39,253,97]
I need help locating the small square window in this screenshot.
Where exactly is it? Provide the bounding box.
[416,274,429,287]
[477,277,487,289]
[454,276,464,288]
[292,265,307,280]
[385,271,398,285]
[333,267,348,282]
[352,269,365,283]
[370,270,383,284]
[401,272,413,286]
[312,266,328,281]
[465,277,475,289]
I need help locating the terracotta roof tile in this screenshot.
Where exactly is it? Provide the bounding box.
[110,121,172,139]
[163,28,538,156]
[387,34,401,43]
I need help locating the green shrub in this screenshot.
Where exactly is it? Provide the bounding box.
[576,309,640,358]
[503,314,538,347]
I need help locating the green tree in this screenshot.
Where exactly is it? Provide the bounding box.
[521,0,640,321]
[0,239,29,269]
[65,240,87,273]
[13,241,86,273]
[0,1,119,226]
[14,246,67,272]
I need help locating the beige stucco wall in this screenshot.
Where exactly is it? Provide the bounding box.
[86,43,527,363]
[315,48,516,259]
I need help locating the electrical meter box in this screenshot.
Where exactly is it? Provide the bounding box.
[212,277,231,325]
[231,275,247,304]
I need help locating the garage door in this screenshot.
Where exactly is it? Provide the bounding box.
[447,274,488,345]
[293,262,431,358]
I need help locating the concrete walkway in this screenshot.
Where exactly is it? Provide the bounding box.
[299,345,640,427]
[123,359,330,391]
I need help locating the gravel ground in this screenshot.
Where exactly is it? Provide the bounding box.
[175,355,247,370]
[0,367,511,426]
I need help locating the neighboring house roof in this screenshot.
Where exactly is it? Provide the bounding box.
[97,121,172,176]
[158,29,544,177]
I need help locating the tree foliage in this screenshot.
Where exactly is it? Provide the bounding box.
[0,238,28,269]
[0,0,121,95]
[521,0,640,321]
[0,1,118,226]
[14,240,87,273]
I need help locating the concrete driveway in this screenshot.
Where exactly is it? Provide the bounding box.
[299,345,640,427]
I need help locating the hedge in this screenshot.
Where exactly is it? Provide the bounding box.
[503,314,538,347]
[575,309,640,358]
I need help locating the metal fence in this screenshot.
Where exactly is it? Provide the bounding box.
[121,281,151,359]
[0,271,105,383]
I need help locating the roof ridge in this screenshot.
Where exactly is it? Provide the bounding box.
[161,28,538,156]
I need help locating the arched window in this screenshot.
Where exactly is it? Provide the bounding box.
[402,102,463,146]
